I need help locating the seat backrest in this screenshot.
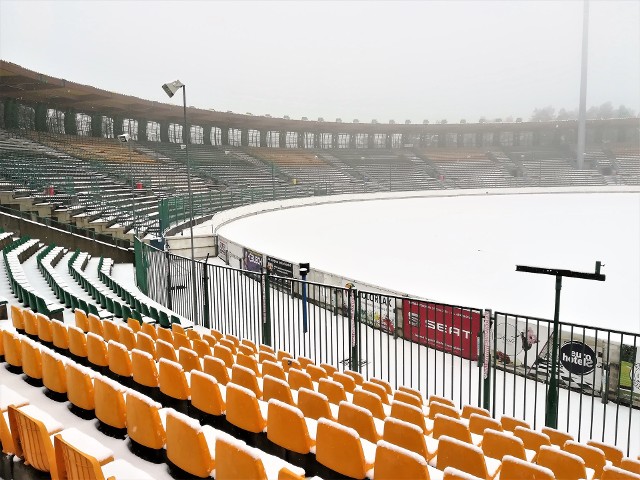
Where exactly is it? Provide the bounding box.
[601,465,640,480]
[318,378,347,405]
[156,339,178,363]
[127,318,141,333]
[259,350,278,364]
[374,439,431,480]
[344,370,364,386]
[65,363,95,411]
[156,327,174,346]
[332,372,357,393]
[468,413,503,436]
[2,330,22,367]
[263,375,295,405]
[541,426,574,447]
[42,350,67,395]
[499,454,555,480]
[337,401,380,443]
[21,339,43,381]
[232,364,262,398]
[315,417,369,479]
[500,415,530,432]
[118,325,136,350]
[428,395,455,408]
[363,381,389,404]
[432,414,473,444]
[278,468,306,480]
[131,349,159,388]
[202,333,218,348]
[288,368,314,391]
[394,390,424,409]
[171,323,186,336]
[54,432,107,480]
[93,376,126,430]
[191,338,211,358]
[297,387,333,421]
[173,332,191,351]
[513,426,551,454]
[586,440,624,467]
[215,435,267,480]
[11,305,25,330]
[382,417,430,461]
[237,352,260,376]
[87,333,108,368]
[125,392,166,449]
[102,320,120,343]
[461,405,491,419]
[482,428,527,461]
[74,309,89,332]
[319,363,338,377]
[237,344,255,357]
[428,401,460,420]
[267,399,313,454]
[186,329,201,341]
[141,322,158,340]
[390,400,429,434]
[564,440,608,478]
[225,383,266,433]
[8,405,58,476]
[443,466,484,480]
[218,338,237,354]
[165,410,213,478]
[36,313,53,343]
[87,315,104,338]
[190,370,225,416]
[159,358,190,400]
[306,364,328,383]
[620,458,640,475]
[352,389,386,420]
[51,320,69,350]
[68,326,88,358]
[107,341,132,378]
[435,435,489,479]
[369,377,393,395]
[213,344,235,368]
[203,355,230,385]
[262,360,286,381]
[536,444,588,480]
[178,347,201,373]
[135,332,157,360]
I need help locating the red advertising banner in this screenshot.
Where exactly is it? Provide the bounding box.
[402,299,481,360]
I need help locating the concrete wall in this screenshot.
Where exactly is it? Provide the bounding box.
[0,212,133,263]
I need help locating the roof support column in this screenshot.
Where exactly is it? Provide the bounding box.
[203,125,212,145]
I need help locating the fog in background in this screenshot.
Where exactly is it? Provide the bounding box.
[1,0,639,123]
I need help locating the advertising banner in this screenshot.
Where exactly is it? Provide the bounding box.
[243,247,263,273]
[266,255,294,291]
[619,344,640,392]
[218,238,228,264]
[402,299,481,360]
[359,290,395,333]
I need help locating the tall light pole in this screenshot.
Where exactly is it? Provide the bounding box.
[117,133,136,236]
[162,79,198,324]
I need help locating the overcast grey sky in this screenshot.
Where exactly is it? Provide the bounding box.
[1,1,639,123]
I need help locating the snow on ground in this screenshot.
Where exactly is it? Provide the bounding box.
[215,190,640,334]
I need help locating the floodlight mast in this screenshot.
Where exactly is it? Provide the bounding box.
[162,79,199,326]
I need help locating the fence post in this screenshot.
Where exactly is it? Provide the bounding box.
[349,287,360,373]
[482,309,492,411]
[203,254,210,329]
[262,269,272,347]
[165,250,172,310]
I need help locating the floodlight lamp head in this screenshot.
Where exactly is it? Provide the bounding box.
[162,80,184,98]
[118,133,131,143]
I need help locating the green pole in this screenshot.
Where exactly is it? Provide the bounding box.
[350,288,360,372]
[545,275,562,428]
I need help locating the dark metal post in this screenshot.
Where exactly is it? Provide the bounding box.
[546,275,562,427]
[182,85,199,325]
[203,253,210,329]
[262,268,272,346]
[300,263,310,334]
[165,250,173,310]
[349,287,360,372]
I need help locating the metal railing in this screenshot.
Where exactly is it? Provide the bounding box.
[135,238,639,455]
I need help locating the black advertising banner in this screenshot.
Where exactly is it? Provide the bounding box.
[267,255,294,291]
[243,247,263,273]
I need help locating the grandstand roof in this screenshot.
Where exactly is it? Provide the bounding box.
[1,60,637,134]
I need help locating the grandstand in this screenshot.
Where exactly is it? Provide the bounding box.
[1,60,640,479]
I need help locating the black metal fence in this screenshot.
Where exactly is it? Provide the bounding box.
[135,239,639,455]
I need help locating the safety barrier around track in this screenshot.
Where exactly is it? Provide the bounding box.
[134,236,639,456]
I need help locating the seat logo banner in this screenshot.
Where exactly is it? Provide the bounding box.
[402,299,481,360]
[243,247,263,273]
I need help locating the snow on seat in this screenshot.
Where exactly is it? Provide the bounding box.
[101,459,156,479]
[17,404,64,434]
[0,385,29,411]
[55,427,114,464]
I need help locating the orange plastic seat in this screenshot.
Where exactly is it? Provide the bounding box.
[42,350,67,396]
[318,378,347,405]
[158,358,190,402]
[375,439,434,480]
[383,417,437,462]
[315,417,374,479]
[156,339,178,362]
[131,349,159,389]
[191,338,211,358]
[11,304,25,331]
[135,332,157,360]
[537,445,594,480]
[587,440,624,467]
[23,309,39,337]
[125,392,166,452]
[513,426,551,454]
[68,326,88,360]
[21,339,43,382]
[118,324,137,351]
[390,399,431,434]
[74,309,89,332]
[500,415,530,432]
[267,399,315,454]
[263,375,296,406]
[363,380,390,404]
[306,364,328,383]
[262,360,287,381]
[337,401,381,443]
[468,413,503,436]
[499,454,555,480]
[102,320,120,343]
[87,333,109,369]
[66,363,95,413]
[107,341,133,379]
[51,319,69,351]
[94,376,127,431]
[288,368,314,391]
[353,388,387,420]
[203,355,230,385]
[190,370,226,417]
[433,435,501,480]
[225,383,267,434]
[297,387,335,421]
[87,314,104,338]
[165,409,214,478]
[36,313,53,343]
[541,426,574,447]
[213,344,235,368]
[564,440,608,478]
[178,347,201,373]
